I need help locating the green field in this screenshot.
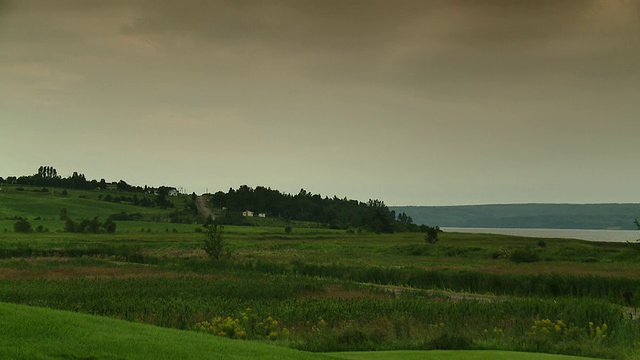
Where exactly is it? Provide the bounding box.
[0,303,601,360]
[1,185,639,359]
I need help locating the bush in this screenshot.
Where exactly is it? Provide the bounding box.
[424,226,442,244]
[103,219,117,233]
[59,208,69,221]
[64,217,116,233]
[491,248,512,259]
[203,224,226,260]
[510,248,540,263]
[108,212,143,221]
[194,309,288,341]
[428,332,472,350]
[13,218,32,233]
[64,219,77,232]
[284,226,292,234]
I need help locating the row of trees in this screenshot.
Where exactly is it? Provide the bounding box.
[12,217,116,234]
[2,166,148,192]
[64,218,117,233]
[211,186,425,233]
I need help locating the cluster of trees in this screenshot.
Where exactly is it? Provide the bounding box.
[13,218,33,233]
[3,166,149,192]
[64,217,116,233]
[168,193,199,223]
[211,186,428,233]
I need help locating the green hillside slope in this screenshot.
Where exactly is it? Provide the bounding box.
[0,302,334,360]
[0,303,600,360]
[0,185,171,220]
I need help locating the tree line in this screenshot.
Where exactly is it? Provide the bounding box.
[211,185,427,233]
[2,166,147,192]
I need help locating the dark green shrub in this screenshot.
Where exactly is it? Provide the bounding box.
[424,226,442,244]
[428,332,472,350]
[108,212,143,221]
[335,327,369,347]
[59,208,69,221]
[64,219,76,232]
[510,248,540,263]
[103,219,117,233]
[13,218,32,233]
[203,224,226,260]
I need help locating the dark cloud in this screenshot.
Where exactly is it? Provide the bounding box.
[4,0,639,101]
[113,1,640,92]
[116,1,601,48]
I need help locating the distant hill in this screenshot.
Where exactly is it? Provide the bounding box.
[390,204,640,230]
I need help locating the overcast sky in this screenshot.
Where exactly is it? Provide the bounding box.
[1,0,639,205]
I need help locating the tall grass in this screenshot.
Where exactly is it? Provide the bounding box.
[284,261,640,307]
[1,274,635,357]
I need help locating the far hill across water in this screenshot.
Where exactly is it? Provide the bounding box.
[390,203,640,230]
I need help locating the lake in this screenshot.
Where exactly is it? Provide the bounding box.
[442,227,640,243]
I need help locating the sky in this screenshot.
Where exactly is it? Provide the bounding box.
[1,0,639,206]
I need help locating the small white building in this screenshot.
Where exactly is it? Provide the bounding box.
[242,210,254,217]
[258,213,266,218]
[106,183,118,190]
[168,188,179,196]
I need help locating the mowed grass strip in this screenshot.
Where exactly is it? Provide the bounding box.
[330,350,599,360]
[0,302,600,360]
[0,302,334,360]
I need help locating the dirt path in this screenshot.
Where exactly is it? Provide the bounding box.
[196,195,215,221]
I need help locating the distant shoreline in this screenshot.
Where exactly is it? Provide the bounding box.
[391,203,640,231]
[442,227,640,243]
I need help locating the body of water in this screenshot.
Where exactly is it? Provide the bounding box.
[442,227,640,243]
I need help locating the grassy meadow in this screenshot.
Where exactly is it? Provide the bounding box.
[0,302,597,360]
[1,185,639,359]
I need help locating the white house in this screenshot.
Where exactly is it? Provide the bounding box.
[168,188,179,196]
[242,210,254,217]
[258,213,266,218]
[106,183,118,190]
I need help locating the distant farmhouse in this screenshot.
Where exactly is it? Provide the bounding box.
[106,182,118,190]
[168,188,179,196]
[242,210,266,218]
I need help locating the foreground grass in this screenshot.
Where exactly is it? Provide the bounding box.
[0,302,599,360]
[0,302,333,360]
[332,350,599,360]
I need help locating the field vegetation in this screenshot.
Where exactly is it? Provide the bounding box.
[0,302,596,360]
[1,182,639,359]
